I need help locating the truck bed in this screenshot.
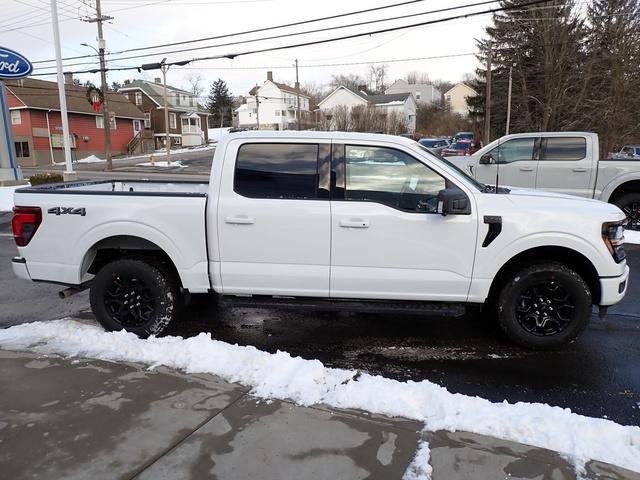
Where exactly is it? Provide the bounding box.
[17,179,209,196]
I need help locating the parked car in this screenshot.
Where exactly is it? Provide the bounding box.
[454,131,475,142]
[446,132,640,230]
[609,145,640,160]
[441,140,479,157]
[418,138,450,155]
[11,131,628,349]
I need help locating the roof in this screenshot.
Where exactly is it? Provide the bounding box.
[249,80,309,98]
[118,79,207,112]
[354,91,412,105]
[444,83,477,96]
[6,78,145,119]
[221,130,419,146]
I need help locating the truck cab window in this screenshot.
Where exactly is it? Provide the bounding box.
[540,137,587,161]
[487,138,536,164]
[345,145,445,213]
[234,143,319,199]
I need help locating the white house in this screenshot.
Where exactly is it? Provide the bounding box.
[317,86,417,133]
[235,72,310,130]
[385,79,441,105]
[444,83,477,117]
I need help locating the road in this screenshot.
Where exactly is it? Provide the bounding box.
[1,192,639,426]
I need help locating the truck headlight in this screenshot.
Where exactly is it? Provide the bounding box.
[602,222,626,263]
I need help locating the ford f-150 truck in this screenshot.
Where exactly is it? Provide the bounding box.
[10,131,629,349]
[447,132,640,230]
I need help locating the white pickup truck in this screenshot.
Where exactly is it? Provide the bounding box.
[448,132,640,230]
[11,131,629,349]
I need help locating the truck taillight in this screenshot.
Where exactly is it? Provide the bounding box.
[12,206,42,247]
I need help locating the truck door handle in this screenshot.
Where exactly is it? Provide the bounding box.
[519,167,534,172]
[340,219,370,228]
[225,215,255,225]
[572,167,588,172]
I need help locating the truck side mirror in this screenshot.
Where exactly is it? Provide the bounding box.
[479,153,495,165]
[437,187,471,216]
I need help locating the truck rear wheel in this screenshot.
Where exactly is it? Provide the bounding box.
[495,263,591,349]
[90,257,180,338]
[613,193,640,231]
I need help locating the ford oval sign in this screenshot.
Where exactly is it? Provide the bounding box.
[0,47,33,80]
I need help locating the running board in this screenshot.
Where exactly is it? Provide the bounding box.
[220,295,466,317]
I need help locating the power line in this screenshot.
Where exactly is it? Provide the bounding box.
[32,0,433,64]
[30,0,553,77]
[37,0,502,69]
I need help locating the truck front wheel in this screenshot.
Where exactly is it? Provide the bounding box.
[495,263,591,349]
[613,193,640,231]
[90,257,181,338]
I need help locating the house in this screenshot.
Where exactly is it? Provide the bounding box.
[444,83,477,116]
[235,71,310,130]
[5,77,145,167]
[118,79,210,150]
[385,79,441,105]
[317,86,417,133]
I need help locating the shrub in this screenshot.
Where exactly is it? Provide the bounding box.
[29,173,64,186]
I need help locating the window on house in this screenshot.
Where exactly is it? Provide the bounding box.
[416,91,421,100]
[144,113,151,128]
[170,113,177,129]
[135,92,142,105]
[275,110,280,116]
[234,143,319,199]
[96,116,116,129]
[14,141,29,157]
[174,93,180,105]
[10,110,21,125]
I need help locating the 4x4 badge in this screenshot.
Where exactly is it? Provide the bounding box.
[47,207,86,216]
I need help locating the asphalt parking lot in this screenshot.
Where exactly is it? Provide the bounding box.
[1,211,639,426]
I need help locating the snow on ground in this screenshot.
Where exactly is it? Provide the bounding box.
[136,161,185,168]
[77,154,104,163]
[0,319,638,473]
[402,441,432,480]
[0,185,25,212]
[626,230,640,244]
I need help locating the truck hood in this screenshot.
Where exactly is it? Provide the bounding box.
[503,187,625,220]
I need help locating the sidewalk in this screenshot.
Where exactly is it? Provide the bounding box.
[1,350,637,480]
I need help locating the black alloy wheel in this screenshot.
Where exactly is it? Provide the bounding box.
[613,193,640,231]
[104,273,157,328]
[515,281,575,337]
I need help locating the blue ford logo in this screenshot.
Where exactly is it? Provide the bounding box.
[0,47,33,79]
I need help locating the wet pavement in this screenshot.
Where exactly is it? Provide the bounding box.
[2,350,638,480]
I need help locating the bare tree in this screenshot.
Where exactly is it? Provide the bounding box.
[330,74,367,92]
[367,64,388,94]
[405,70,431,85]
[184,73,205,98]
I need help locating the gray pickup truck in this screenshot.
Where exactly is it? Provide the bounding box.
[448,132,640,229]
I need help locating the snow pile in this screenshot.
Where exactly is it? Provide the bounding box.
[625,230,640,244]
[0,185,25,212]
[403,441,432,480]
[0,319,639,473]
[136,161,185,168]
[77,155,104,164]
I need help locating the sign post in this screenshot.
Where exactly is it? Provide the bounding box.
[0,47,32,186]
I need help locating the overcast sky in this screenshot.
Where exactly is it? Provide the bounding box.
[1,0,493,97]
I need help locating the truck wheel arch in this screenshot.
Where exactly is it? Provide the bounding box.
[487,246,601,306]
[82,235,182,288]
[604,178,640,204]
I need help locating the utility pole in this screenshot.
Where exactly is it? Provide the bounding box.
[161,61,170,161]
[83,0,113,170]
[505,64,513,135]
[295,59,301,130]
[255,88,260,130]
[50,0,75,180]
[484,40,492,145]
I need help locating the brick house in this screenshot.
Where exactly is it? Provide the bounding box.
[6,77,145,167]
[118,79,210,150]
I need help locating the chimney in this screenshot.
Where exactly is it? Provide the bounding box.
[267,71,273,82]
[154,77,161,83]
[358,84,368,95]
[64,72,73,85]
[124,79,130,85]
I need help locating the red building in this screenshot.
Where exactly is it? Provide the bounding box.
[6,77,145,167]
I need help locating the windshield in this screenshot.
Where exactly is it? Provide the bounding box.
[419,139,441,147]
[449,142,471,150]
[416,143,484,191]
[456,133,474,140]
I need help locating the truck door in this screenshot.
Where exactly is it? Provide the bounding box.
[472,137,538,189]
[216,141,331,296]
[535,136,594,198]
[330,143,477,301]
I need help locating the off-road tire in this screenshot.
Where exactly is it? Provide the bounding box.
[90,257,180,338]
[495,262,591,350]
[613,193,640,231]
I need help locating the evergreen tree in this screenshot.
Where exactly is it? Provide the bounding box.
[467,0,583,140]
[206,79,234,128]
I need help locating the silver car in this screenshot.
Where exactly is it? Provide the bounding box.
[418,138,450,155]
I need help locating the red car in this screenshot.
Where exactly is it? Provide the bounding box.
[441,140,479,157]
